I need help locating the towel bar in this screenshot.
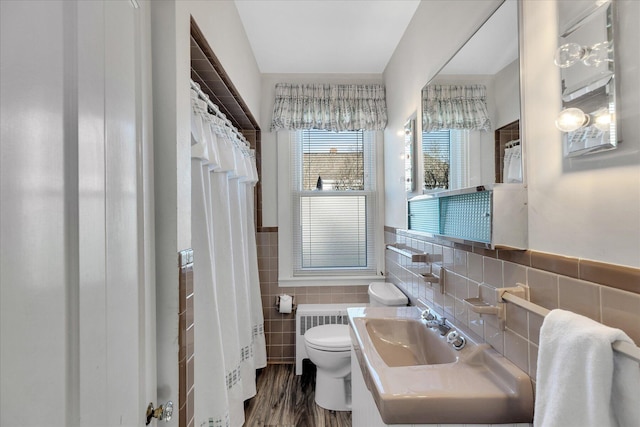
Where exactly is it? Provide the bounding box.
[501,286,640,363]
[385,244,430,263]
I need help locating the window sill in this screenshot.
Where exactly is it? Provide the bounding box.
[277,275,386,288]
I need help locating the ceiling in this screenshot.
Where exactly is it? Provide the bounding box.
[234,0,421,74]
[439,0,518,76]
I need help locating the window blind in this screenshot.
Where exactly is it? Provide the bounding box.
[291,130,377,275]
[422,129,470,190]
[449,130,470,189]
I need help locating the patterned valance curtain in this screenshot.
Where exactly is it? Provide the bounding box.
[422,84,491,132]
[271,83,387,131]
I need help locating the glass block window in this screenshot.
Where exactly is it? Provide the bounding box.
[440,191,492,243]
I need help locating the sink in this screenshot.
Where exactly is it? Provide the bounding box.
[349,306,534,425]
[364,318,456,366]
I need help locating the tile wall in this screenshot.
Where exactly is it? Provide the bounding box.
[178,249,195,427]
[385,228,640,381]
[255,228,640,371]
[256,231,369,363]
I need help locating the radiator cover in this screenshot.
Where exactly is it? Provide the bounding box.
[295,303,365,375]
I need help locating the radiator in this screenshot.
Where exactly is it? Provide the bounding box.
[295,303,366,375]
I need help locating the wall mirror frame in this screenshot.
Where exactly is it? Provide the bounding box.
[407,0,528,250]
[556,0,619,158]
[419,0,522,195]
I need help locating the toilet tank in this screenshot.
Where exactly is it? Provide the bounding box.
[368,282,408,307]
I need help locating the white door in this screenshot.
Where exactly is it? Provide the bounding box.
[0,1,157,426]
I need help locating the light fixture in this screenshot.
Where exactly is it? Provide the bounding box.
[554,41,612,68]
[592,107,613,132]
[554,43,587,68]
[555,107,615,133]
[555,108,589,132]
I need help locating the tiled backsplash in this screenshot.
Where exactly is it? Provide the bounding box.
[256,231,369,363]
[256,228,640,372]
[385,228,640,381]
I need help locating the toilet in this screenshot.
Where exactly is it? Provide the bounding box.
[303,282,408,411]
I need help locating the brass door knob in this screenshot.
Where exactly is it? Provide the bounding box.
[145,401,173,425]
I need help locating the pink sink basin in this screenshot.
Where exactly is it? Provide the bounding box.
[348,306,534,425]
[364,317,456,366]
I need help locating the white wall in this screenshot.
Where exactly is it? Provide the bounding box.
[259,73,383,227]
[150,3,188,421]
[384,0,640,268]
[493,58,520,129]
[150,2,262,425]
[522,0,640,268]
[383,0,503,225]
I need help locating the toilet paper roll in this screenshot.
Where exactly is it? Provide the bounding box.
[277,294,293,314]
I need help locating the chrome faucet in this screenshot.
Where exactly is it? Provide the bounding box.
[435,319,451,336]
[421,308,440,328]
[421,308,450,335]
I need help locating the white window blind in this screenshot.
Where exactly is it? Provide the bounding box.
[291,129,377,275]
[449,130,470,189]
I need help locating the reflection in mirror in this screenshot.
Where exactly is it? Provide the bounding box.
[404,117,416,192]
[420,0,520,192]
[555,0,618,157]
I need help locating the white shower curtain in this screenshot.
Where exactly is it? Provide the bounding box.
[191,157,231,427]
[190,88,266,427]
[242,155,267,367]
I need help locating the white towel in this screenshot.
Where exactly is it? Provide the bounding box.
[507,144,522,183]
[534,309,640,427]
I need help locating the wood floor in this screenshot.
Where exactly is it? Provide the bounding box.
[243,362,352,427]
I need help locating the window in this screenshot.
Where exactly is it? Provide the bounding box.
[277,129,383,286]
[422,129,470,191]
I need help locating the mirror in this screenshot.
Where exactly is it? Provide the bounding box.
[420,0,520,192]
[404,117,416,192]
[556,0,618,157]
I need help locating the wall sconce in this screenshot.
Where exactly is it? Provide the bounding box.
[554,41,612,68]
[555,107,612,133]
[555,0,618,157]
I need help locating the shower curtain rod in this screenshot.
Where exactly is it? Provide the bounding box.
[505,139,520,148]
[190,79,251,150]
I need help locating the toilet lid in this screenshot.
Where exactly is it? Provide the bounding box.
[304,324,351,351]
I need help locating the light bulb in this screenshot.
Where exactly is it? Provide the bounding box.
[556,108,589,132]
[554,43,587,68]
[554,41,612,68]
[592,107,613,132]
[582,41,612,67]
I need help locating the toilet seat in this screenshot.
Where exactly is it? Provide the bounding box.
[304,324,351,352]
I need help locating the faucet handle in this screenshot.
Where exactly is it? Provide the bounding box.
[421,308,435,321]
[446,330,466,350]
